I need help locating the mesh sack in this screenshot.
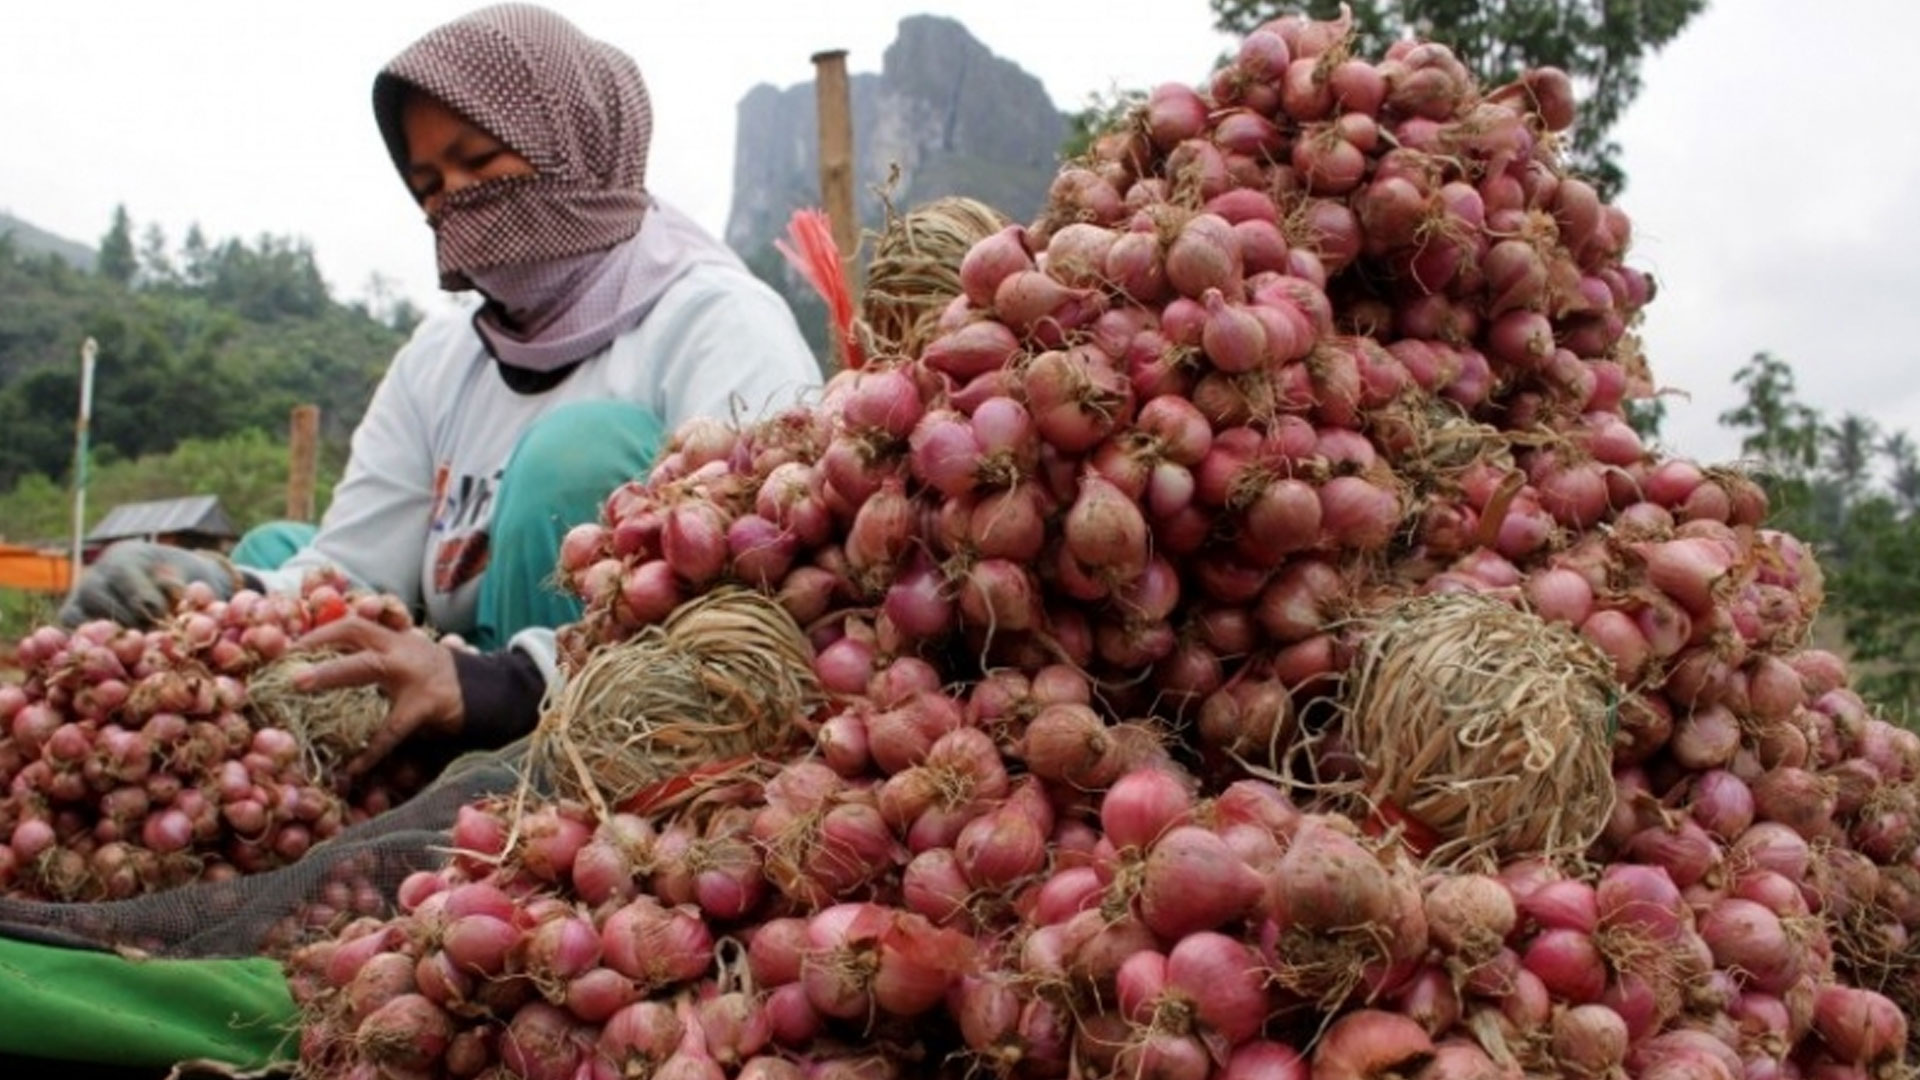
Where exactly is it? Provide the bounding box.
[0,742,541,960]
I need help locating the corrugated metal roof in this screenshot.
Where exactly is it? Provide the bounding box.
[86,494,238,543]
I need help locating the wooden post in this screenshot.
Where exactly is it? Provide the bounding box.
[811,48,858,298]
[67,338,97,590]
[287,404,319,523]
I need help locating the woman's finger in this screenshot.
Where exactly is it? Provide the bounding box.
[293,648,391,694]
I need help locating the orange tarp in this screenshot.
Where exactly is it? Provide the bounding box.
[0,545,71,592]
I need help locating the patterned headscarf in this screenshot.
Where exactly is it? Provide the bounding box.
[373,3,653,290]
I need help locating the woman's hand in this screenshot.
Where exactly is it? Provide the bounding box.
[59,541,248,628]
[290,616,464,777]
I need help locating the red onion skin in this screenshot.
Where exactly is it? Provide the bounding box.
[1139,825,1263,940]
[1624,818,1723,890]
[1582,609,1650,685]
[924,320,1021,382]
[1391,966,1461,1036]
[1310,1010,1434,1080]
[355,993,455,1075]
[1519,878,1599,933]
[1099,768,1195,852]
[958,225,1033,307]
[954,799,1047,890]
[1521,927,1608,1004]
[1033,866,1104,926]
[1113,1031,1211,1080]
[1597,864,1687,942]
[1750,766,1838,840]
[1223,1040,1308,1080]
[1549,1003,1629,1080]
[1733,821,1812,883]
[1162,931,1270,1044]
[500,1001,584,1080]
[1423,874,1516,964]
[1700,898,1800,996]
[1145,83,1209,150]
[1813,985,1908,1066]
[1525,568,1594,627]
[1730,870,1810,922]
[1686,769,1756,843]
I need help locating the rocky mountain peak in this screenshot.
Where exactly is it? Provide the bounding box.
[725,16,1069,349]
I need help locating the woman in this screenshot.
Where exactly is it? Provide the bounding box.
[62,3,822,775]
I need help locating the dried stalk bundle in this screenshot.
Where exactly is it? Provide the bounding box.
[531,587,821,813]
[1340,592,1617,867]
[246,655,386,777]
[857,196,1010,360]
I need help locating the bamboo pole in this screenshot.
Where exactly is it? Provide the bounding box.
[811,48,858,294]
[287,404,319,523]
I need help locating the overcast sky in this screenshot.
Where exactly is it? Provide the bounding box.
[4,1,1915,469]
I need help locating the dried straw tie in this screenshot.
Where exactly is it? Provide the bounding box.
[857,195,1010,360]
[1339,592,1618,868]
[530,587,822,817]
[246,654,387,778]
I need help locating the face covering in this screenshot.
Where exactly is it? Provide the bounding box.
[375,5,653,289]
[372,5,742,372]
[463,196,747,373]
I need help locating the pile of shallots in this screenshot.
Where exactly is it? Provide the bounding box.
[0,572,430,904]
[295,6,1914,1078]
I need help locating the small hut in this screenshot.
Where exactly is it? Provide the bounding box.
[83,495,238,562]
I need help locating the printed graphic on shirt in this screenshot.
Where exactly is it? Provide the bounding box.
[429,461,502,595]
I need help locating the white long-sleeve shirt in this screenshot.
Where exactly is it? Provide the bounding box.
[251,260,821,656]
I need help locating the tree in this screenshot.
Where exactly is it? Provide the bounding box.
[201,234,331,320]
[1206,0,1707,197]
[1623,396,1666,442]
[1885,432,1920,515]
[1708,351,1920,719]
[355,271,424,334]
[1830,498,1920,717]
[1718,352,1822,480]
[386,298,424,336]
[138,223,175,287]
[1825,413,1880,504]
[96,204,138,286]
[1717,351,1828,554]
[0,229,403,491]
[180,223,212,288]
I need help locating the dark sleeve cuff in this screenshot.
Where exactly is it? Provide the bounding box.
[451,648,547,748]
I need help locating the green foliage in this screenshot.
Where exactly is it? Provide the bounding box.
[1063,87,1149,161]
[96,204,137,286]
[1206,0,1708,197]
[0,210,403,492]
[1623,396,1666,442]
[200,234,332,321]
[0,427,342,546]
[138,223,173,286]
[0,590,58,649]
[0,428,342,641]
[1718,352,1920,719]
[1716,351,1830,543]
[1830,497,1920,720]
[1719,352,1821,479]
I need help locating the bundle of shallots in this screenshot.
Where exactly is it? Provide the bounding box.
[0,571,437,904]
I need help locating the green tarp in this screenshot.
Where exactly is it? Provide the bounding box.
[0,936,296,1071]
